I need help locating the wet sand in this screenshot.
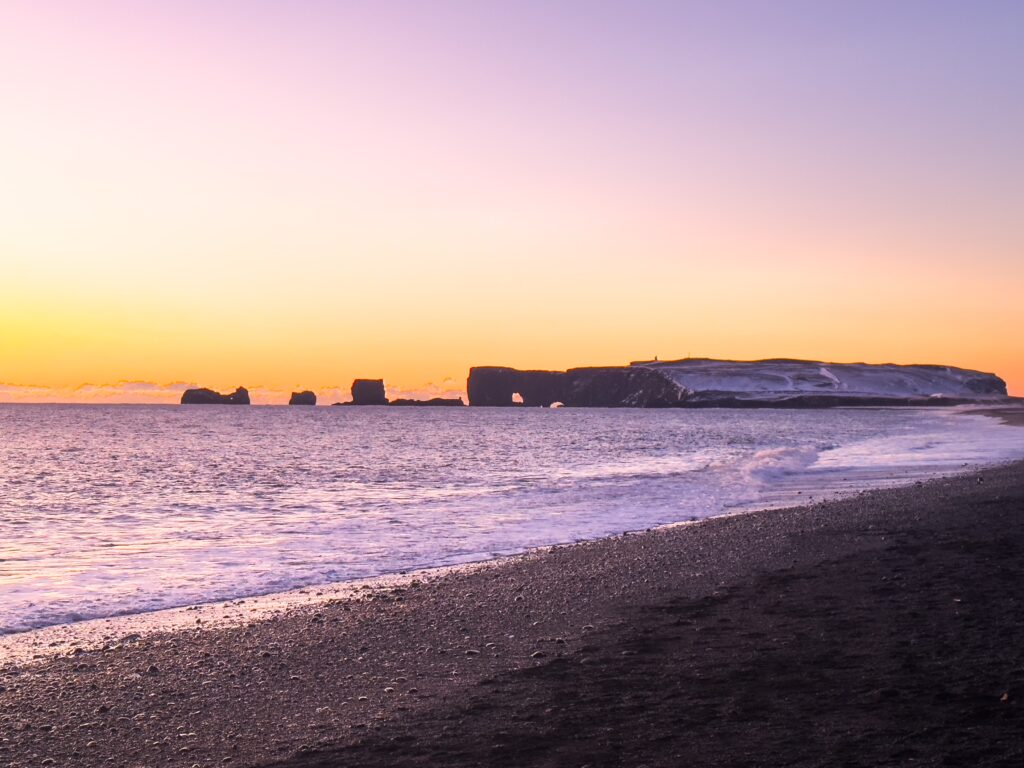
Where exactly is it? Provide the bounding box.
[968,404,1024,427]
[3,460,1024,767]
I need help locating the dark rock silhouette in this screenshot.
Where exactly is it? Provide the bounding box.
[351,379,389,405]
[467,368,568,407]
[467,360,1009,408]
[466,367,682,408]
[389,397,465,407]
[566,367,687,407]
[289,391,317,406]
[181,387,250,405]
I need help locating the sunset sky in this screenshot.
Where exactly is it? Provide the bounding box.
[2,0,1022,402]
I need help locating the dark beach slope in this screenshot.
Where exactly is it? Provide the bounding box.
[274,463,1024,768]
[3,461,1024,768]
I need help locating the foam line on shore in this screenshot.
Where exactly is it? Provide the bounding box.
[3,461,1023,766]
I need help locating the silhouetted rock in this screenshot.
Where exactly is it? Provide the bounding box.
[288,391,317,406]
[389,397,465,407]
[466,367,568,407]
[351,379,388,405]
[181,387,250,405]
[467,360,1010,408]
[565,367,685,407]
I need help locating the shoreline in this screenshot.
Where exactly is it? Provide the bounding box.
[3,459,1023,766]
[3,406,1019,645]
[1,431,1015,653]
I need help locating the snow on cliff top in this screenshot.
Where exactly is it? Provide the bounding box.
[633,359,1007,401]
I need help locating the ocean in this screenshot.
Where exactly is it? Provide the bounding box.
[1,404,1021,635]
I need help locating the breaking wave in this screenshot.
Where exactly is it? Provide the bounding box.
[0,405,1021,634]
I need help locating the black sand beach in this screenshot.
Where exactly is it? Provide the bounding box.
[3,459,1023,767]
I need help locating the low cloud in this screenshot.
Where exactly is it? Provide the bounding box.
[0,380,467,405]
[0,381,195,404]
[384,381,465,402]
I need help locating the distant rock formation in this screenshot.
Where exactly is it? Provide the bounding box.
[389,397,465,407]
[351,379,389,405]
[467,368,568,407]
[467,360,1009,408]
[288,391,316,406]
[567,367,687,407]
[180,387,250,405]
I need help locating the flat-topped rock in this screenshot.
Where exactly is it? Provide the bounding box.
[289,391,317,406]
[181,387,250,405]
[351,379,388,405]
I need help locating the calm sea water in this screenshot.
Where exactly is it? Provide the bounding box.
[1,405,1021,634]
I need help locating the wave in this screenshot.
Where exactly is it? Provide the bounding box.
[742,446,821,483]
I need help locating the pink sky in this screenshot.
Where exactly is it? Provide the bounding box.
[2,1,1022,400]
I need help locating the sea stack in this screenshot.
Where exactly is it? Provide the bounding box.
[288,391,317,406]
[181,387,251,405]
[351,379,388,405]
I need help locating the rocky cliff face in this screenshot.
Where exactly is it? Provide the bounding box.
[465,367,682,407]
[466,360,1008,408]
[351,379,389,405]
[564,367,687,407]
[466,368,568,407]
[288,391,317,406]
[642,359,1008,405]
[180,387,250,405]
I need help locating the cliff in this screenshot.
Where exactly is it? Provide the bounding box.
[466,368,567,407]
[466,360,1008,408]
[642,359,1008,406]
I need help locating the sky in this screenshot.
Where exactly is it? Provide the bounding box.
[2,0,1022,402]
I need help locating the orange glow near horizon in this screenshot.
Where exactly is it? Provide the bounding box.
[2,2,1022,401]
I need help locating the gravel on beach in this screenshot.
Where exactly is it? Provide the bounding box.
[2,461,1023,767]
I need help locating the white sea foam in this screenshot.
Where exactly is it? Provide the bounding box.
[742,446,821,483]
[0,405,1020,634]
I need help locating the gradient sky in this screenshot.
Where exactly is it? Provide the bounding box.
[2,0,1022,402]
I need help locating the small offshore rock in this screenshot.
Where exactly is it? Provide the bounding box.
[289,390,317,406]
